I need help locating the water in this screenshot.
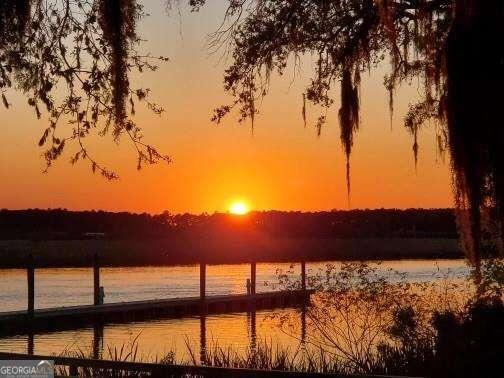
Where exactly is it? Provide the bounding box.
[0,259,469,360]
[0,263,304,311]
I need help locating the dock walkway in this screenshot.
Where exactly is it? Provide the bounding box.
[0,290,310,335]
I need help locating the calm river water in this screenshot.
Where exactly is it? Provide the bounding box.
[0,259,469,361]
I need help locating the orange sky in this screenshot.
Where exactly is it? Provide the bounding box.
[0,2,453,214]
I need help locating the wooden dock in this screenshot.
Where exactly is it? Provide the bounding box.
[0,290,311,336]
[1,255,310,335]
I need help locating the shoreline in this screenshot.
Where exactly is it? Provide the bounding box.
[0,237,462,269]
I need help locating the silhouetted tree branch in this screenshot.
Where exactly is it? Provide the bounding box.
[2,1,503,265]
[188,0,503,266]
[1,0,170,179]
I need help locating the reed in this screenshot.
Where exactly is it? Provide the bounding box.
[55,260,503,377]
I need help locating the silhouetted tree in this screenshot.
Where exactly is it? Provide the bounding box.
[0,208,457,240]
[183,0,504,266]
[2,1,503,265]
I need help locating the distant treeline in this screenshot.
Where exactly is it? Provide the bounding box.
[0,209,462,267]
[0,208,457,240]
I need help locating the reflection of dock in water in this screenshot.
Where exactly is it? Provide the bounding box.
[21,305,308,367]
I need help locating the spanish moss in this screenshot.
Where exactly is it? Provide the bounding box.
[339,67,360,199]
[98,0,139,132]
[202,0,504,266]
[0,0,31,42]
[2,0,504,266]
[445,0,504,264]
[1,0,169,179]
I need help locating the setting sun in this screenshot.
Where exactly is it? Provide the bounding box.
[229,201,249,215]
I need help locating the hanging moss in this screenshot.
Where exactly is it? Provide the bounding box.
[0,0,31,104]
[98,0,139,132]
[2,1,504,266]
[2,1,169,179]
[205,0,504,266]
[445,0,504,265]
[339,67,360,199]
[0,0,31,42]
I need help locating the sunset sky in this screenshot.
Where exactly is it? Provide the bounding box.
[0,1,452,214]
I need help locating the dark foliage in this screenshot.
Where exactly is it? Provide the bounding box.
[0,0,170,178]
[188,0,504,266]
[377,298,504,378]
[445,1,504,264]
[0,208,460,267]
[0,208,457,240]
[3,1,503,265]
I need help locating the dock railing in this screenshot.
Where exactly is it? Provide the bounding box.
[20,255,309,314]
[0,352,422,378]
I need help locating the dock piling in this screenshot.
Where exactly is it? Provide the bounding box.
[199,314,206,364]
[301,261,306,291]
[250,262,256,295]
[27,332,34,356]
[93,253,100,306]
[200,263,206,300]
[248,310,257,353]
[27,254,34,316]
[93,323,104,360]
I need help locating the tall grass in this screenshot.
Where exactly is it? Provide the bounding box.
[57,337,351,377]
[55,260,503,377]
[186,338,348,375]
[56,333,176,377]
